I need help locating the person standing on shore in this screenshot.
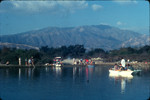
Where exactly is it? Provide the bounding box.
[25,58,28,66]
[31,56,34,66]
[19,57,21,66]
[28,58,31,66]
[6,61,9,65]
[121,57,125,68]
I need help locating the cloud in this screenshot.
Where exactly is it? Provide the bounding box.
[91,4,102,11]
[117,21,122,26]
[58,1,88,10]
[0,1,88,14]
[113,0,138,4]
[100,22,110,26]
[116,21,127,26]
[58,1,88,13]
[0,1,56,13]
[12,1,57,12]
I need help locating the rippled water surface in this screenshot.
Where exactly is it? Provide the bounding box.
[0,65,150,100]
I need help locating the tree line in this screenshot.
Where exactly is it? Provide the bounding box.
[0,45,150,65]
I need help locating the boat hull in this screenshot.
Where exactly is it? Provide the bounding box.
[87,65,95,68]
[109,73,133,79]
[109,70,133,76]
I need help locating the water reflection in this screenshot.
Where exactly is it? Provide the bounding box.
[72,66,94,83]
[86,67,94,83]
[17,68,37,80]
[0,66,150,100]
[52,66,62,76]
[109,73,133,94]
[72,67,83,81]
[0,66,96,83]
[6,69,9,78]
[26,68,35,78]
[86,67,89,82]
[19,68,21,80]
[73,67,77,80]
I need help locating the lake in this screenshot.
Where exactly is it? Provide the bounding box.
[0,65,150,100]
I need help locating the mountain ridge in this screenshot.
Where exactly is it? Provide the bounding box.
[0,25,149,50]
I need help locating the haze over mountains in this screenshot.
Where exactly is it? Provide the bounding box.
[0,25,149,50]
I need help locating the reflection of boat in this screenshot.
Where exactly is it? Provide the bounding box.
[109,73,133,94]
[55,66,62,70]
[53,66,62,75]
[55,63,62,67]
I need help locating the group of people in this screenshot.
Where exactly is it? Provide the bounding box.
[113,57,134,71]
[73,58,94,65]
[19,57,34,66]
[26,57,34,66]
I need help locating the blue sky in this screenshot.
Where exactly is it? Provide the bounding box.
[0,0,149,35]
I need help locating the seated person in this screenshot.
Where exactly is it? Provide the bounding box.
[118,64,125,70]
[127,64,134,71]
[114,64,118,70]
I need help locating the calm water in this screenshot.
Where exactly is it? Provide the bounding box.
[0,66,150,100]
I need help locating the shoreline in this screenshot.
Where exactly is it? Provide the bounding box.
[0,62,149,69]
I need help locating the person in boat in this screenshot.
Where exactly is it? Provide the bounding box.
[120,57,126,70]
[127,64,134,71]
[118,63,127,71]
[118,63,123,70]
[114,63,118,70]
[121,57,126,68]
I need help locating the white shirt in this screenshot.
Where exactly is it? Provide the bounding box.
[121,59,125,67]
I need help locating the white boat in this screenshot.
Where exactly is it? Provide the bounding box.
[109,72,133,78]
[109,69,133,76]
[109,68,141,76]
[53,57,62,67]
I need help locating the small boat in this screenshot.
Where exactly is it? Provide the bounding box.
[109,69,133,75]
[109,68,141,76]
[87,64,95,68]
[132,69,142,75]
[53,57,63,67]
[109,73,133,79]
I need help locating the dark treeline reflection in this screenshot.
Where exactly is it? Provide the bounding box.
[0,66,97,82]
[0,68,40,80]
[0,66,149,82]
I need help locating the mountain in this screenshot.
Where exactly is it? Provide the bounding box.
[0,25,149,50]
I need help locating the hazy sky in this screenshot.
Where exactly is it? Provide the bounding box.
[0,0,149,35]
